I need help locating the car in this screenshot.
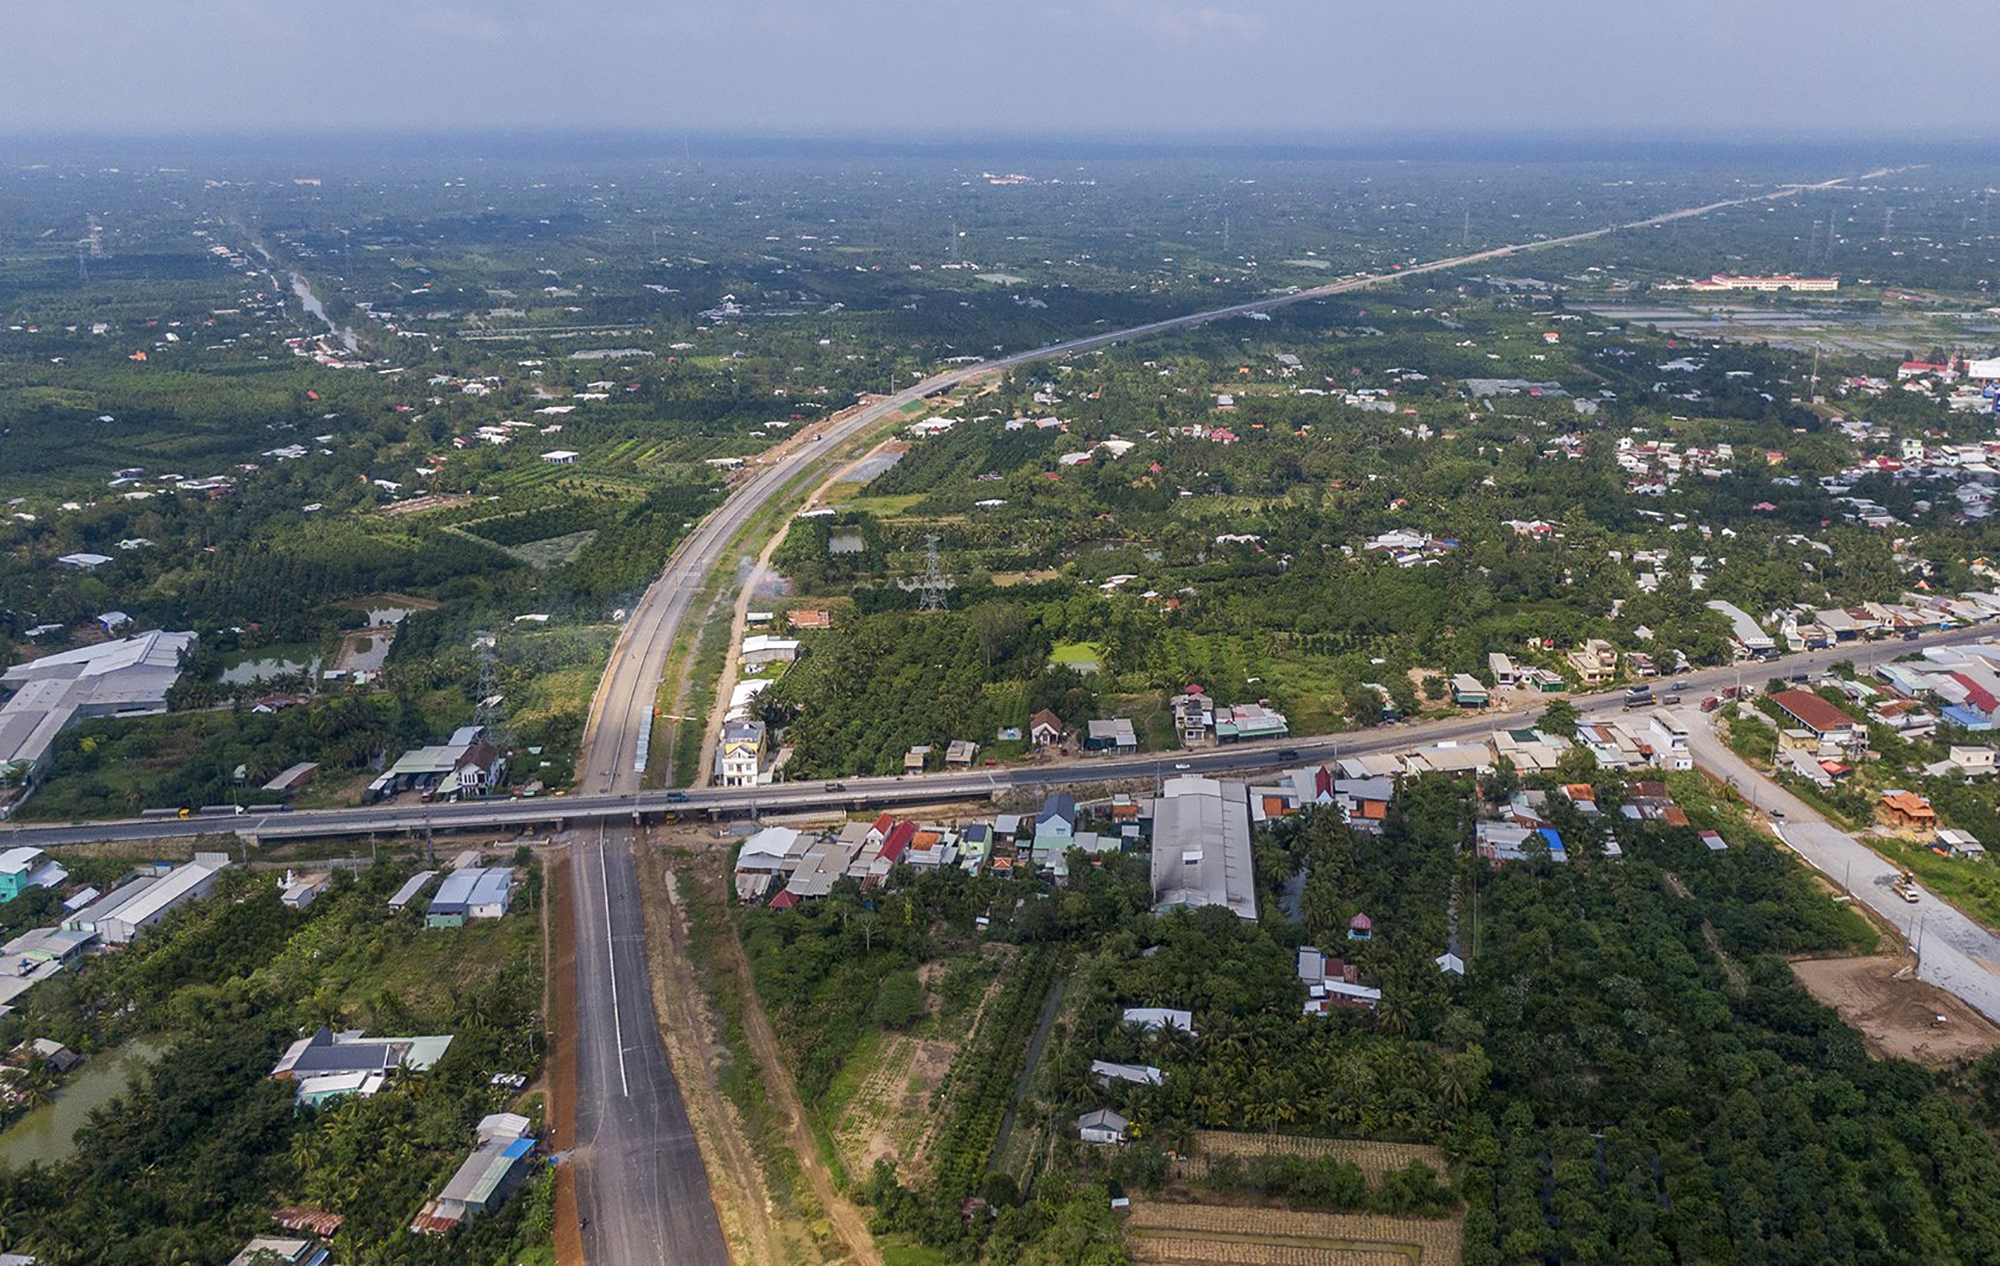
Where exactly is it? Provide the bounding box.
[1173,762,1191,771]
[1769,808,1786,822]
[665,791,690,803]
[1671,679,1690,690]
[1662,695,1683,705]
[824,782,847,792]
[1275,748,1300,761]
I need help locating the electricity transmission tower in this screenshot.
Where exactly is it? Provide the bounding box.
[916,535,950,612]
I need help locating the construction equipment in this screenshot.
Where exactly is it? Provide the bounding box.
[1893,867,1921,903]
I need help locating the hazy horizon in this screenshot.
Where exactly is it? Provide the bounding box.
[5,1,1994,139]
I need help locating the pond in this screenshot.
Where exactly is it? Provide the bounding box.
[220,648,321,685]
[828,531,865,556]
[0,1037,164,1168]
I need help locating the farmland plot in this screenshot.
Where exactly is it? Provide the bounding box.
[1126,1199,1460,1266]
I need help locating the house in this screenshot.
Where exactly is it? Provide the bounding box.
[717,718,765,787]
[1171,688,1211,746]
[0,848,66,902]
[8,1038,82,1074]
[1212,702,1289,742]
[1150,776,1257,920]
[1296,945,1381,1011]
[412,1113,536,1234]
[1647,711,1692,771]
[1033,793,1078,852]
[734,826,802,901]
[740,634,801,666]
[280,871,332,910]
[1451,674,1489,707]
[1706,600,1776,658]
[271,1026,454,1105]
[1939,828,1986,859]
[1121,1007,1196,1037]
[1699,829,1728,852]
[373,726,505,801]
[227,1239,330,1266]
[1346,912,1373,941]
[1077,1108,1130,1145]
[1948,746,1997,778]
[788,608,834,631]
[903,745,932,774]
[540,449,580,464]
[1770,690,1863,750]
[1089,1059,1164,1087]
[1475,821,1566,863]
[55,552,113,571]
[1567,639,1619,685]
[944,738,979,767]
[1084,718,1139,753]
[1879,789,1938,832]
[426,867,512,927]
[1028,709,1067,747]
[1488,653,1517,687]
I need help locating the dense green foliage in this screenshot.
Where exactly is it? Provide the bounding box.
[0,863,546,1263]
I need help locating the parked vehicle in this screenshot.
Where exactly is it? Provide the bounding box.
[1700,695,1722,712]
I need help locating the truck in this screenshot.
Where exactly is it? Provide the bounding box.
[1893,868,1921,903]
[1622,684,1653,710]
[1700,695,1723,713]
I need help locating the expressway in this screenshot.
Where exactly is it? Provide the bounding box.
[11,168,1895,1266]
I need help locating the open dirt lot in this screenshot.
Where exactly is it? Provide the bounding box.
[1792,953,2000,1067]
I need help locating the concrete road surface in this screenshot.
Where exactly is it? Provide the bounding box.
[1682,712,2000,1025]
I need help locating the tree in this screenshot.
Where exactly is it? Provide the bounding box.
[1537,698,1580,738]
[871,969,924,1030]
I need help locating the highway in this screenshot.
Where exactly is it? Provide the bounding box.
[10,167,1895,1265]
[7,622,1989,853]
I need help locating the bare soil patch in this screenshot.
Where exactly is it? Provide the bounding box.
[1792,953,2000,1067]
[545,851,583,1266]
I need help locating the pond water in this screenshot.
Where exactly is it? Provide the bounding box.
[0,1037,164,1168]
[828,531,865,556]
[220,653,320,685]
[366,606,414,625]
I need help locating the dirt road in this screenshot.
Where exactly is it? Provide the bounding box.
[689,857,885,1266]
[635,840,786,1264]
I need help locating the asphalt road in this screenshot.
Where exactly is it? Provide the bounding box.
[569,825,727,1264]
[1682,715,2000,1025]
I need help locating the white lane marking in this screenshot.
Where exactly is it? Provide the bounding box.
[599,833,630,1097]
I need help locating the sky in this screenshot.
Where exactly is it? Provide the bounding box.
[4,1,1994,140]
